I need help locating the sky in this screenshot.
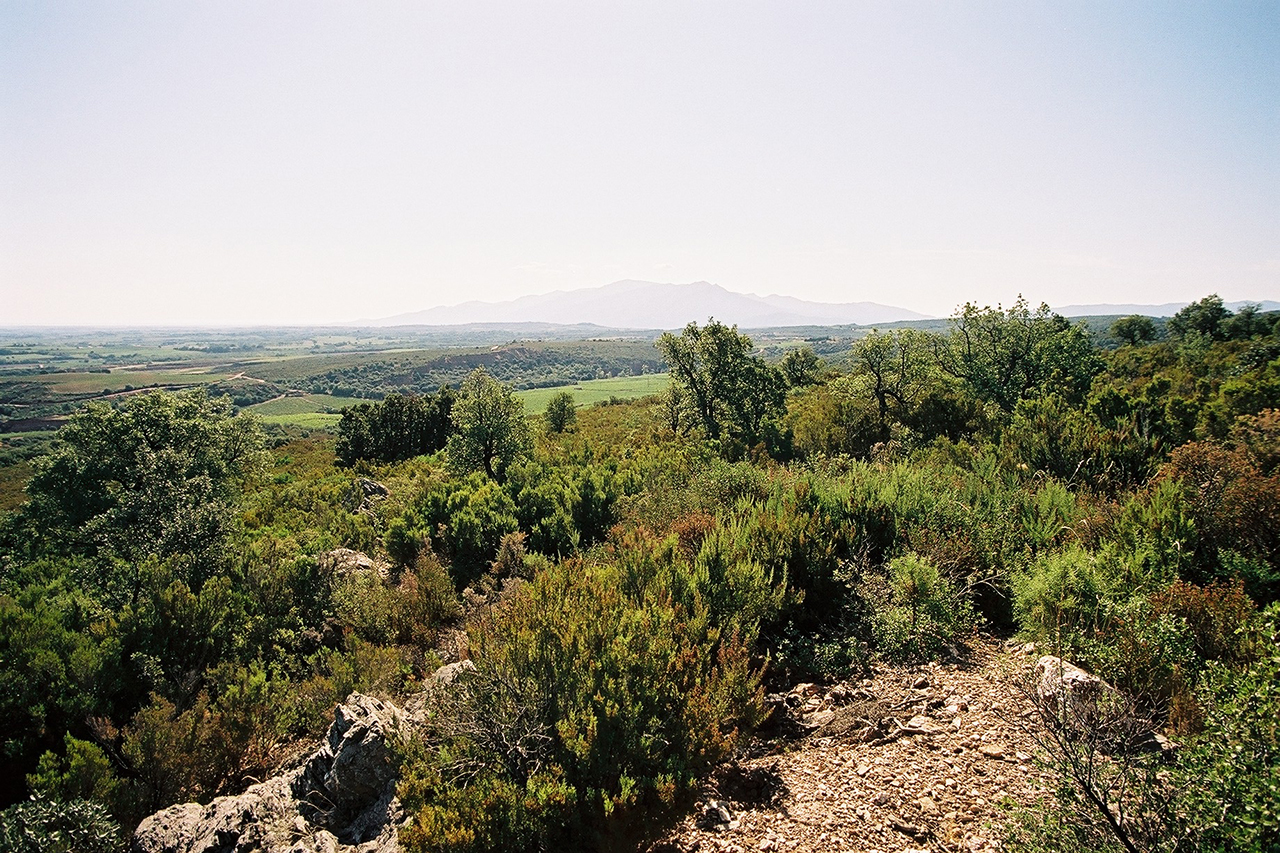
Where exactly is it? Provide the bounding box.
[1,1,1277,325]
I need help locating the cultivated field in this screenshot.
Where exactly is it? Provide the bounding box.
[517,373,669,411]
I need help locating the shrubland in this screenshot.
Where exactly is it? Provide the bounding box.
[0,294,1277,851]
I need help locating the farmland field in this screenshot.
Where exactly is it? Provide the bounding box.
[518,373,668,411]
[35,369,232,394]
[251,412,344,430]
[244,393,359,416]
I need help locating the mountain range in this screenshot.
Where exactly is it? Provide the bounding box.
[365,280,929,329]
[1054,300,1280,317]
[363,281,1280,329]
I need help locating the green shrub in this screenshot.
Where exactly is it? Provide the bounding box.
[120,661,299,813]
[1005,605,1280,853]
[870,554,974,663]
[0,796,121,853]
[395,473,520,588]
[398,553,765,853]
[1180,605,1280,850]
[27,735,122,818]
[1011,548,1108,649]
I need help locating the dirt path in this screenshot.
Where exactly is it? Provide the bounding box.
[657,639,1048,853]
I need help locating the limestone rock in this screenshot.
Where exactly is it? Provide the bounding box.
[318,548,391,580]
[344,478,389,514]
[132,693,408,853]
[430,659,475,686]
[1033,655,1121,723]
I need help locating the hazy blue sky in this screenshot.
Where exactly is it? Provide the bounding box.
[2,2,1277,324]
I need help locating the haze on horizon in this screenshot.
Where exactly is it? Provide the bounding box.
[2,2,1277,326]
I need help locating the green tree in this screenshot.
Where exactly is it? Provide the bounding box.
[780,346,822,388]
[1168,294,1230,341]
[542,391,576,434]
[335,388,456,466]
[446,369,532,482]
[1110,315,1157,347]
[1224,302,1274,341]
[935,298,1099,412]
[657,320,786,448]
[849,329,931,436]
[21,389,264,603]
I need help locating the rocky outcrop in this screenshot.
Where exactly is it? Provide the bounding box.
[1033,654,1122,724]
[318,549,391,581]
[132,694,407,853]
[344,479,390,515]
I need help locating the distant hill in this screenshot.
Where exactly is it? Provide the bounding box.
[1055,300,1280,318]
[365,280,930,329]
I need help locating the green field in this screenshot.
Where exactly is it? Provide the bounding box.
[31,369,231,395]
[251,412,344,430]
[245,394,360,416]
[239,377,671,424]
[517,373,668,412]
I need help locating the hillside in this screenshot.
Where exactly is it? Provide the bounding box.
[1,295,1278,853]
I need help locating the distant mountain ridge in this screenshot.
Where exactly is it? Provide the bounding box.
[366,280,930,329]
[1055,300,1280,317]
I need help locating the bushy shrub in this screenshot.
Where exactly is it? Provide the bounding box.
[1005,605,1280,853]
[398,553,765,853]
[119,661,298,813]
[1179,606,1280,850]
[27,734,121,814]
[0,795,121,853]
[869,554,974,663]
[1005,394,1157,492]
[392,474,520,588]
[1011,548,1109,650]
[1160,440,1280,598]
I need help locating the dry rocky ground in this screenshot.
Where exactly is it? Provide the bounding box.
[655,637,1051,853]
[130,632,1060,853]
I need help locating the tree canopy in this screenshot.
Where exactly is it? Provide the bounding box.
[657,319,786,452]
[335,389,456,466]
[935,298,1099,412]
[446,369,532,481]
[1111,314,1158,347]
[1169,294,1230,341]
[21,389,263,601]
[543,390,577,434]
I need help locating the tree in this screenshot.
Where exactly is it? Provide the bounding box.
[446,369,532,481]
[849,329,931,435]
[543,391,577,434]
[1168,294,1229,341]
[22,389,264,604]
[1110,315,1157,347]
[935,298,1099,412]
[1224,303,1274,341]
[656,319,786,449]
[780,347,822,388]
[335,388,456,466]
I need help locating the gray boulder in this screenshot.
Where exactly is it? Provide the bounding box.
[1033,655,1123,727]
[318,549,391,580]
[132,694,407,853]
